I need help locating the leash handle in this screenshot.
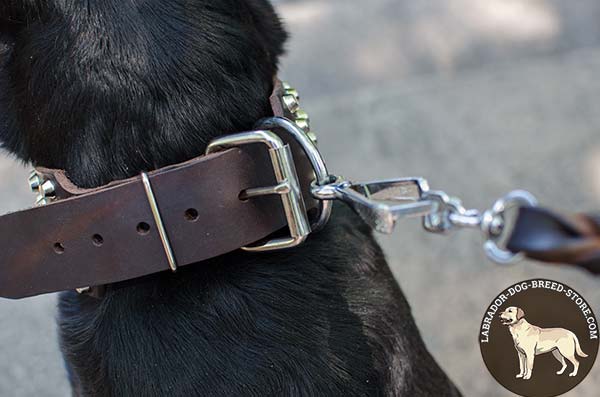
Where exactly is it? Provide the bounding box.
[506,207,600,274]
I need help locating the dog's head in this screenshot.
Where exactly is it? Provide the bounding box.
[499,306,525,326]
[0,0,287,187]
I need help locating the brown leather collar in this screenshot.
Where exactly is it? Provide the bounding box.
[11,76,597,301]
[0,79,323,299]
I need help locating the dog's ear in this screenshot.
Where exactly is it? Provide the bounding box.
[516,308,525,320]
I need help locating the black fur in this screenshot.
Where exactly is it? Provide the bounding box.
[0,1,460,396]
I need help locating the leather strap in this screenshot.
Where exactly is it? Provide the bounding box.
[0,79,319,299]
[507,206,600,274]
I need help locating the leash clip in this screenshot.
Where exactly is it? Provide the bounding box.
[312,177,435,234]
[314,176,538,264]
[422,189,538,263]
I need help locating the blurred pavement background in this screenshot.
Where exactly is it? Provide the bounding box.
[1,0,599,395]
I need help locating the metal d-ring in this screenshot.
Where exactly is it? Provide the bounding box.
[254,117,332,232]
[481,190,538,264]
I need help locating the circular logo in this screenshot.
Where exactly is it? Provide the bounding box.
[479,279,598,397]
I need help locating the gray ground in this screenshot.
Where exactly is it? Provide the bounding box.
[0,0,599,395]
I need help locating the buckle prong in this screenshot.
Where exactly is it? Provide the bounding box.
[240,182,290,200]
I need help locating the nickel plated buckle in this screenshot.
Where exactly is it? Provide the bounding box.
[206,116,333,252]
[254,117,332,232]
[206,130,313,252]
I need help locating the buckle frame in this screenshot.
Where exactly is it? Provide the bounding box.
[206,130,311,251]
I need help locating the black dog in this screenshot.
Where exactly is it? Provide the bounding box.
[0,1,461,395]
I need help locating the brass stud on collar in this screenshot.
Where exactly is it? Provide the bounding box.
[282,94,300,113]
[41,180,56,196]
[28,171,42,193]
[306,131,318,145]
[35,196,52,206]
[28,170,56,206]
[294,109,310,132]
[284,87,299,102]
[281,81,318,145]
[282,83,301,114]
[294,109,309,121]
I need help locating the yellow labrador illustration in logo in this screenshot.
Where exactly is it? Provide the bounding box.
[499,306,588,380]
